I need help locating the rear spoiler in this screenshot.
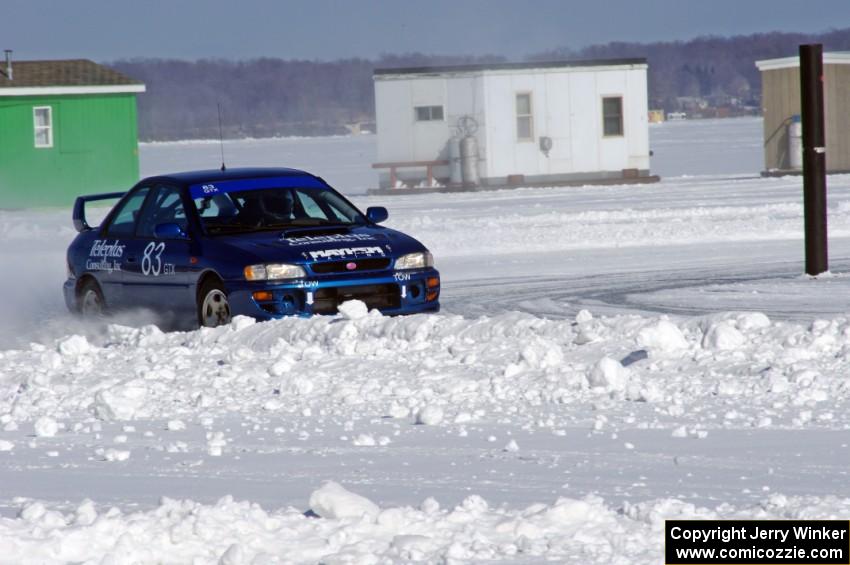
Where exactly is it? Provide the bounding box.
[73,192,126,232]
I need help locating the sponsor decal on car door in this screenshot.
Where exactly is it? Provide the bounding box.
[95,187,150,307]
[121,185,193,311]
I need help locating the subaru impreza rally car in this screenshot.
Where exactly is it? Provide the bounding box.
[64,168,440,327]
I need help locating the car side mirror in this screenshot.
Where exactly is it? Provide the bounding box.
[366,206,388,224]
[154,222,188,239]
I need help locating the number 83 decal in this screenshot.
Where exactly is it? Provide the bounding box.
[142,241,166,276]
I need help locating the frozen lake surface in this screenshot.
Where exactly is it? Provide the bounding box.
[140,134,378,195]
[139,116,765,194]
[649,116,763,177]
[2,117,850,563]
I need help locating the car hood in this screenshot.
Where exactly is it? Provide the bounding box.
[211,224,425,264]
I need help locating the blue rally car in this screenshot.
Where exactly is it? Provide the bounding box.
[64,168,440,327]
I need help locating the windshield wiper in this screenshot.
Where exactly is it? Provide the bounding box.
[207,220,358,236]
[206,224,257,234]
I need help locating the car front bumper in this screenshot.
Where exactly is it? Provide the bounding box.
[226,268,440,319]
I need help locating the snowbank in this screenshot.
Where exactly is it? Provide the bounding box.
[1,487,846,564]
[2,308,850,433]
[309,481,380,519]
[387,199,850,259]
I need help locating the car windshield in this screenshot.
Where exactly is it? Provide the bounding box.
[193,187,366,234]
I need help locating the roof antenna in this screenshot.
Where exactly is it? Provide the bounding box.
[217,102,227,172]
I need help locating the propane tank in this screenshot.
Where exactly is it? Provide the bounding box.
[789,114,803,170]
[448,137,463,186]
[460,135,479,187]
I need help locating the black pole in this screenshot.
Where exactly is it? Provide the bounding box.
[799,44,828,276]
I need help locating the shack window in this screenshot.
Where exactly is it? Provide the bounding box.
[33,106,53,148]
[602,96,624,136]
[516,93,533,141]
[415,106,444,121]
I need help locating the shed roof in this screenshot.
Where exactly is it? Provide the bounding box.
[0,59,145,96]
[374,58,647,78]
[755,52,850,71]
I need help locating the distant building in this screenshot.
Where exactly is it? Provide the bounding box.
[756,52,850,174]
[372,58,654,191]
[0,54,145,206]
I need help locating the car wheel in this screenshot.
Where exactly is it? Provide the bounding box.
[198,279,232,328]
[77,278,106,317]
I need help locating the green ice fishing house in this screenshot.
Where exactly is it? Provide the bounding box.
[0,52,145,207]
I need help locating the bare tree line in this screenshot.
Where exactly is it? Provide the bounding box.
[536,28,850,111]
[110,28,850,141]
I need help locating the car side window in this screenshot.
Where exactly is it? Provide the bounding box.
[295,189,329,221]
[136,185,188,238]
[323,193,360,223]
[106,187,151,237]
[194,193,238,219]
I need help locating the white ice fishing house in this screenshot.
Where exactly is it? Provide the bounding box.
[372,58,654,191]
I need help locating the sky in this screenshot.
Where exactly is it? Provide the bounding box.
[5,0,850,62]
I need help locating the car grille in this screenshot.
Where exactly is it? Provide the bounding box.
[312,283,400,314]
[310,258,392,274]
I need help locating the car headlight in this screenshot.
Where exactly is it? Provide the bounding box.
[244,263,306,281]
[395,251,434,270]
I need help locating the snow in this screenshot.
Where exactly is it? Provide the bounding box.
[93,380,149,420]
[97,447,131,462]
[337,298,369,320]
[2,118,850,562]
[636,319,689,353]
[33,417,58,438]
[416,404,445,426]
[166,419,186,431]
[587,356,630,392]
[701,320,747,350]
[3,303,850,502]
[1,489,849,564]
[308,481,381,519]
[352,433,378,446]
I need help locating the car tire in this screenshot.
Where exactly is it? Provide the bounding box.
[197,279,232,328]
[77,278,107,318]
